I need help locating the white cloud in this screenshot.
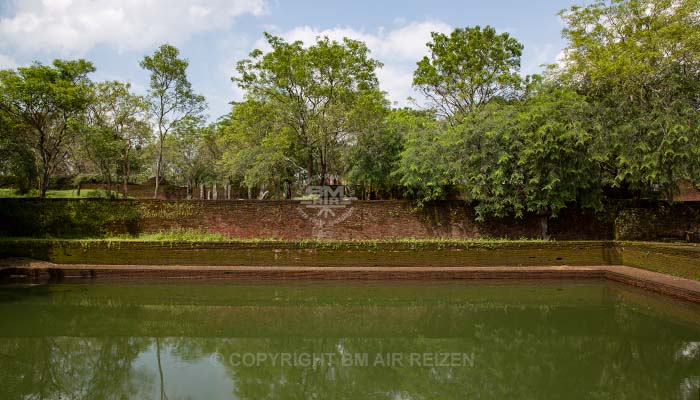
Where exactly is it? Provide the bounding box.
[254,20,452,106]
[0,0,268,55]
[0,53,17,69]
[522,43,556,75]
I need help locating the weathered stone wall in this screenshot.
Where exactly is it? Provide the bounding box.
[0,199,613,240]
[4,199,700,241]
[614,203,700,241]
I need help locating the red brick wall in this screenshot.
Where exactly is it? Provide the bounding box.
[136,200,613,240]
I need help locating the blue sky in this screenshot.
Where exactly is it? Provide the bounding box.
[0,0,591,120]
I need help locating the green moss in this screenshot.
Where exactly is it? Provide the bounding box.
[136,202,198,219]
[0,238,619,267]
[617,241,700,281]
[0,199,140,238]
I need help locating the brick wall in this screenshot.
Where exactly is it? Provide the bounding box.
[615,203,700,241]
[16,198,700,241]
[135,200,612,240]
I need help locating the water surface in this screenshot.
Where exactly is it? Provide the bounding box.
[0,280,699,399]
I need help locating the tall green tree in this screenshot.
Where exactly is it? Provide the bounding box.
[413,26,524,122]
[167,116,220,198]
[395,118,453,203]
[234,33,387,186]
[140,44,206,198]
[0,60,95,197]
[558,0,700,199]
[346,108,430,199]
[458,87,601,237]
[0,111,37,193]
[85,81,149,197]
[397,86,601,237]
[218,100,299,199]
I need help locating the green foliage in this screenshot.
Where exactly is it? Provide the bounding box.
[232,33,387,186]
[346,108,431,196]
[0,59,95,196]
[0,4,698,226]
[557,0,700,199]
[166,116,220,192]
[462,87,602,220]
[0,112,37,193]
[82,80,149,196]
[0,199,140,237]
[413,25,524,121]
[112,228,232,242]
[140,44,206,198]
[218,100,299,195]
[0,189,120,199]
[395,119,454,204]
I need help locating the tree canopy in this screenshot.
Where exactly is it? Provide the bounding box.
[0,0,698,230]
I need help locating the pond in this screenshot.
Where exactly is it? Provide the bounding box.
[0,280,698,399]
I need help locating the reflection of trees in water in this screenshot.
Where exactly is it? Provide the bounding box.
[196,308,700,400]
[0,282,699,399]
[0,336,151,399]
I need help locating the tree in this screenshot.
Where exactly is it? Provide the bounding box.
[218,100,300,199]
[413,26,524,122]
[140,44,205,198]
[459,87,602,237]
[77,123,122,196]
[395,118,453,204]
[396,86,601,237]
[234,33,387,186]
[86,81,149,197]
[557,0,700,200]
[0,60,95,197]
[0,111,37,193]
[346,108,430,199]
[168,116,220,198]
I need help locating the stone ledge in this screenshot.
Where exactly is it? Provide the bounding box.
[2,262,699,304]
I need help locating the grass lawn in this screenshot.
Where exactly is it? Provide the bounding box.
[0,188,124,198]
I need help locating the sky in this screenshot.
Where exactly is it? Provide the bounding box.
[0,0,592,120]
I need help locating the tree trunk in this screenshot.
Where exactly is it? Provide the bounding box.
[123,146,131,199]
[212,183,218,200]
[39,172,49,198]
[539,215,549,240]
[156,337,167,400]
[200,183,205,200]
[307,157,314,186]
[153,134,164,199]
[107,173,112,198]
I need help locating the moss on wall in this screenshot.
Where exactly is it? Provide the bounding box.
[617,241,700,281]
[0,199,140,237]
[0,239,620,267]
[0,198,697,242]
[2,239,698,281]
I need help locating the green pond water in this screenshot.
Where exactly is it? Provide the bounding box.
[0,280,699,400]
